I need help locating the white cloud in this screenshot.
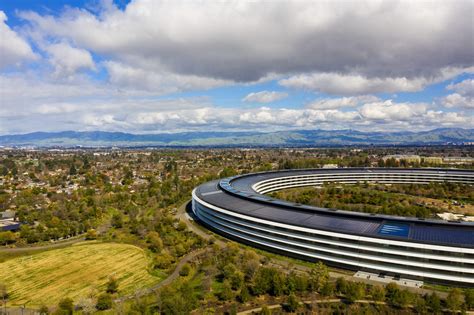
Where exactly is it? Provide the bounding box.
[279,70,470,95]
[104,61,230,93]
[447,79,474,96]
[359,100,427,121]
[0,11,36,68]
[19,0,474,84]
[308,95,379,110]
[441,79,474,109]
[441,93,473,109]
[242,91,288,103]
[45,42,95,77]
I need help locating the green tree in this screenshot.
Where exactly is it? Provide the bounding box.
[426,292,441,314]
[414,296,427,314]
[111,213,123,228]
[218,280,233,301]
[320,281,335,297]
[85,229,97,240]
[260,306,271,315]
[69,164,77,176]
[336,277,348,295]
[284,293,299,312]
[465,289,474,310]
[370,285,385,301]
[39,305,49,314]
[106,276,119,294]
[238,285,251,303]
[446,288,463,313]
[57,297,74,315]
[345,282,365,303]
[179,263,191,277]
[96,293,112,310]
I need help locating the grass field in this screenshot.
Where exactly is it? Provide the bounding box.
[0,242,163,306]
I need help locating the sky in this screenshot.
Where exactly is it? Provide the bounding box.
[0,0,473,135]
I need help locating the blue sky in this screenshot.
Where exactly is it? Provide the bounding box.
[0,0,472,134]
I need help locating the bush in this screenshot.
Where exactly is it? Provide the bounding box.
[446,288,463,312]
[57,298,74,315]
[283,293,299,312]
[106,276,119,293]
[179,263,191,277]
[96,293,112,310]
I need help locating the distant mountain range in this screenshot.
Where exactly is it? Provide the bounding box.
[0,128,473,148]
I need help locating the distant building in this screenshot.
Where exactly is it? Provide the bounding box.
[383,155,421,163]
[443,157,474,165]
[0,211,20,231]
[0,210,16,219]
[423,157,443,164]
[0,218,20,231]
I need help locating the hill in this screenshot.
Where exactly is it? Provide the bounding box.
[0,128,472,147]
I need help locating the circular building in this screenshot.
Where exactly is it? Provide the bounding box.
[192,168,474,286]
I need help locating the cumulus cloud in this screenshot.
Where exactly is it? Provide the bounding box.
[0,11,36,68]
[447,79,474,96]
[104,61,230,93]
[0,1,472,134]
[19,0,474,83]
[279,71,469,95]
[308,95,379,110]
[359,100,427,121]
[441,93,473,109]
[45,42,95,77]
[441,79,474,109]
[242,91,288,103]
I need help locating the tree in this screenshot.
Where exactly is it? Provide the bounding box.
[260,306,271,315]
[465,289,474,311]
[238,285,251,303]
[414,296,427,314]
[370,285,385,302]
[57,298,74,315]
[345,282,365,303]
[218,280,233,301]
[39,305,49,314]
[111,213,123,228]
[284,293,299,312]
[446,288,463,313]
[309,262,329,292]
[85,229,97,240]
[425,292,441,314]
[146,231,163,253]
[320,281,335,297]
[336,277,348,295]
[179,263,191,277]
[0,231,16,245]
[69,164,77,176]
[106,276,119,294]
[96,293,112,310]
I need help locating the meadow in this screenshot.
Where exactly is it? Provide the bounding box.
[0,242,162,307]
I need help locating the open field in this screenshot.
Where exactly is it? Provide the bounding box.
[0,242,162,307]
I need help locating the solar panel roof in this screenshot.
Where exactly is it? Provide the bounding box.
[196,168,474,248]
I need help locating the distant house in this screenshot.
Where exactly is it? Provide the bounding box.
[1,210,16,219]
[0,218,20,231]
[0,211,20,231]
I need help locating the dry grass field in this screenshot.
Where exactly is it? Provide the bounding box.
[0,242,162,306]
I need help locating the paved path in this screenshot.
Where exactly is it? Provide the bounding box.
[115,247,209,303]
